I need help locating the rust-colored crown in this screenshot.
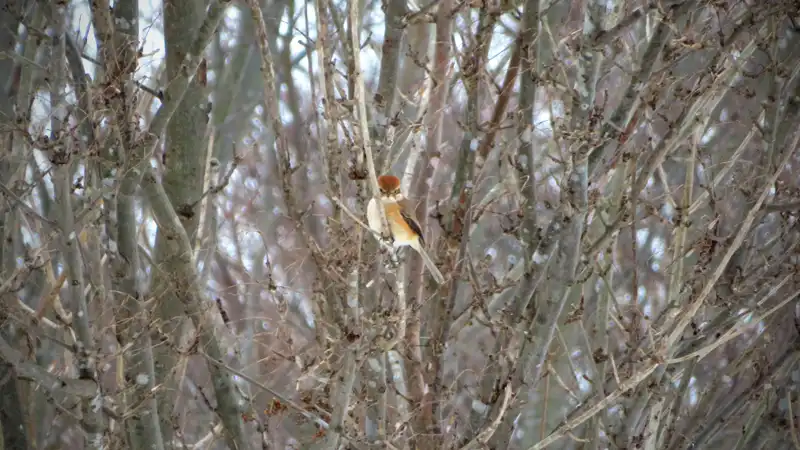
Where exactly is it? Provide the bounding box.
[377,174,402,193]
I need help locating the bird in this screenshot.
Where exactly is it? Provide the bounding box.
[367,174,446,284]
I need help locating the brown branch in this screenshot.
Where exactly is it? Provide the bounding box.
[407,0,454,447]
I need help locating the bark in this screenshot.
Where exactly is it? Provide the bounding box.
[152,0,213,444]
[0,1,29,448]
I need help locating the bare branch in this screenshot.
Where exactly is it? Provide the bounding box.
[141,168,250,449]
[0,334,99,399]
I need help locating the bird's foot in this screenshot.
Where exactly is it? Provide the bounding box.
[386,250,402,270]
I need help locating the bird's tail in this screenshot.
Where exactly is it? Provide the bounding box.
[413,242,445,284]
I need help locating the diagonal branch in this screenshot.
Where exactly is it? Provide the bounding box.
[141,169,251,449]
[0,334,99,399]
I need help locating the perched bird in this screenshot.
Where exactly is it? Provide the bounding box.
[367,174,446,284]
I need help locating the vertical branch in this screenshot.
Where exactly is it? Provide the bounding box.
[354,2,410,442]
[117,162,166,450]
[586,0,694,174]
[363,138,401,445]
[623,136,699,449]
[345,0,377,349]
[470,0,540,445]
[407,0,454,447]
[100,0,247,446]
[130,0,230,159]
[365,16,408,431]
[107,0,165,447]
[425,11,525,450]
[512,0,542,342]
[161,0,213,245]
[90,0,115,71]
[347,0,388,233]
[374,0,406,121]
[314,0,344,232]
[448,8,496,229]
[432,7,504,447]
[317,350,358,449]
[152,0,215,440]
[49,3,105,448]
[0,2,28,449]
[249,0,372,446]
[141,171,251,450]
[385,18,431,171]
[496,0,604,446]
[364,352,389,443]
[313,0,346,351]
[249,0,349,344]
[517,0,602,389]
[345,0,407,353]
[440,45,525,382]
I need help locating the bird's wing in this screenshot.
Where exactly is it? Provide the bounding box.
[398,198,425,246]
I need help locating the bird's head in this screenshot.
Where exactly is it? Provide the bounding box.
[377,174,402,197]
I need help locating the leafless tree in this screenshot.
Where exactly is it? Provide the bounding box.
[2,0,800,449]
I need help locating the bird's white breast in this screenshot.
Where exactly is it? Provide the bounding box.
[366,197,408,247]
[366,197,384,234]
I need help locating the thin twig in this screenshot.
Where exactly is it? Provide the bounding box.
[190,153,241,207]
[347,0,391,240]
[0,181,59,228]
[526,362,660,450]
[667,285,800,364]
[198,350,330,428]
[403,0,440,25]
